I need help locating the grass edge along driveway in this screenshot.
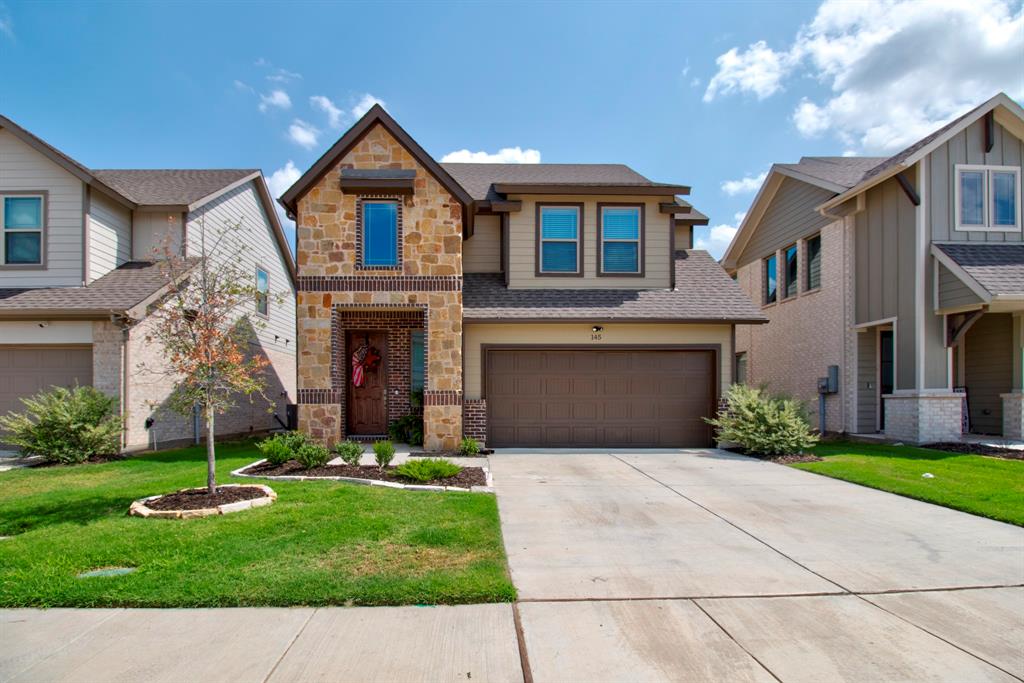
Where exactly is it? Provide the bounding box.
[0,440,515,608]
[795,441,1024,526]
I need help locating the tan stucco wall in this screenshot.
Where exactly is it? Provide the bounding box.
[463,322,734,400]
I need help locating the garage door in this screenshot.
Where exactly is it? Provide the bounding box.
[0,346,93,417]
[486,349,715,448]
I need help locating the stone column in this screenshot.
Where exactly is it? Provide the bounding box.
[883,393,963,444]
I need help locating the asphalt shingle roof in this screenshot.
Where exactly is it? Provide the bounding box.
[463,250,766,322]
[441,163,663,201]
[92,169,256,206]
[778,157,888,190]
[936,243,1024,297]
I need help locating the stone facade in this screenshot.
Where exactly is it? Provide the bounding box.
[295,123,464,451]
[1002,393,1024,440]
[883,393,964,443]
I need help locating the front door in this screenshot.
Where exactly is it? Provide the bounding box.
[878,330,894,431]
[347,331,387,435]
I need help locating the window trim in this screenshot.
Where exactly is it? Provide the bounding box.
[410,329,426,394]
[254,264,270,319]
[535,202,584,277]
[597,202,645,277]
[782,243,798,300]
[0,190,48,270]
[763,254,777,306]
[954,164,1021,232]
[805,233,822,292]
[356,197,403,270]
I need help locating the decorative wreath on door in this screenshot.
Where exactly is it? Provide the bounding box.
[351,336,382,388]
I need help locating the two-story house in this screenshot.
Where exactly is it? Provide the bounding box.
[723,93,1024,443]
[0,115,297,450]
[280,105,764,451]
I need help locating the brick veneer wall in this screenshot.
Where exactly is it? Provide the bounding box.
[883,393,963,443]
[463,399,487,445]
[296,123,464,451]
[1002,393,1024,439]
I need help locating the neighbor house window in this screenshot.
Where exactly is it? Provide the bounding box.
[255,266,269,317]
[783,244,798,299]
[538,204,582,274]
[1,195,44,266]
[764,255,777,304]
[806,234,822,291]
[955,165,1021,231]
[410,331,425,393]
[361,199,400,267]
[735,352,748,385]
[599,205,642,274]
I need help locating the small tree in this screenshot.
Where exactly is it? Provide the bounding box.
[144,218,272,493]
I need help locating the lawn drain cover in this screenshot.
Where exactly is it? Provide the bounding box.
[77,567,136,579]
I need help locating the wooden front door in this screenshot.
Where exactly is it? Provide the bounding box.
[347,331,388,435]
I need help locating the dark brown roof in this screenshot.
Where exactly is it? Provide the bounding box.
[0,261,189,317]
[92,169,257,206]
[778,157,887,190]
[463,250,765,323]
[441,163,667,201]
[935,243,1024,297]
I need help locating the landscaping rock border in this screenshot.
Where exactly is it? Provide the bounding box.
[231,459,494,493]
[129,484,277,519]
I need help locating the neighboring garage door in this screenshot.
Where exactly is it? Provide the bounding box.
[0,346,93,417]
[486,348,715,448]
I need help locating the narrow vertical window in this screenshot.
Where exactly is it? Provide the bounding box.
[764,255,777,305]
[410,331,425,394]
[806,234,822,291]
[362,200,399,267]
[538,205,581,274]
[2,195,44,265]
[255,267,269,317]
[735,352,748,385]
[784,244,798,299]
[992,170,1019,228]
[599,205,641,274]
[958,170,985,227]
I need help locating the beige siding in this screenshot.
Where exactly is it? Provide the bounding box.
[674,224,692,250]
[463,214,501,273]
[937,263,983,310]
[927,118,1023,243]
[506,195,672,289]
[464,322,733,400]
[133,210,182,260]
[87,190,131,282]
[0,128,84,287]
[964,313,1013,435]
[735,177,834,268]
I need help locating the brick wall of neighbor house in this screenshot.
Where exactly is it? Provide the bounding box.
[1003,393,1024,440]
[734,218,850,432]
[883,393,963,444]
[463,399,487,445]
[295,124,464,451]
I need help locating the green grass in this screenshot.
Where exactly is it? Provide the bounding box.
[0,440,515,608]
[793,441,1024,526]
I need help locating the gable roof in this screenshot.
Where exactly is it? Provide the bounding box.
[442,163,689,201]
[776,157,887,192]
[933,243,1024,301]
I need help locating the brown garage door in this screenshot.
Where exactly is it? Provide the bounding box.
[486,348,715,448]
[0,346,93,417]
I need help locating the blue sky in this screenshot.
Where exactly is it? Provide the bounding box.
[1,0,1021,258]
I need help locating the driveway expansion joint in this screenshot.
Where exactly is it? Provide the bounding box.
[261,606,317,683]
[690,599,784,683]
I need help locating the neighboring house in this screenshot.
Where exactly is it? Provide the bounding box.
[723,92,1024,443]
[0,115,297,450]
[279,105,763,451]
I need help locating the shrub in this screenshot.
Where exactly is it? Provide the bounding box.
[257,435,293,466]
[0,385,122,464]
[458,437,480,457]
[705,384,819,456]
[388,414,424,447]
[294,442,331,469]
[395,458,462,483]
[373,440,396,471]
[334,440,364,467]
[277,431,309,453]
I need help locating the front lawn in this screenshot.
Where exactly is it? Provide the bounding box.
[794,441,1024,526]
[0,440,515,607]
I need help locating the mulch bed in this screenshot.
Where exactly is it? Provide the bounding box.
[723,447,822,464]
[241,460,488,487]
[922,442,1024,461]
[145,486,268,511]
[32,453,129,468]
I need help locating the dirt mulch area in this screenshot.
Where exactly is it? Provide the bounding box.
[242,460,488,487]
[723,447,822,464]
[922,442,1024,461]
[145,486,268,511]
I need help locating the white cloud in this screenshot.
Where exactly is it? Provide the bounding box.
[703,0,1024,153]
[233,79,254,94]
[259,89,291,113]
[721,171,768,196]
[287,119,319,149]
[351,93,386,119]
[310,95,343,128]
[267,161,302,241]
[440,147,542,163]
[694,212,746,260]
[267,67,302,83]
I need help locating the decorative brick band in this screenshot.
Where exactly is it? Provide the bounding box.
[463,399,487,444]
[423,390,463,406]
[298,275,463,292]
[298,389,342,404]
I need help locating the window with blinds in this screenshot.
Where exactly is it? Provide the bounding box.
[362,200,399,267]
[539,205,580,274]
[806,234,822,291]
[600,206,641,274]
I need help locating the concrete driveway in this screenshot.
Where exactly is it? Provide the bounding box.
[491,449,1024,682]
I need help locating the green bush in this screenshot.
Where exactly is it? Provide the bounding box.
[458,437,480,457]
[705,384,819,456]
[294,442,331,469]
[257,435,293,466]
[0,385,122,464]
[388,414,424,447]
[395,457,462,483]
[373,440,396,471]
[277,431,309,453]
[334,440,364,467]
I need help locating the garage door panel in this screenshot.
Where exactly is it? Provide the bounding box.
[0,346,93,420]
[545,377,572,396]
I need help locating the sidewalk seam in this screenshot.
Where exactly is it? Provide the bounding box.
[3,608,123,682]
[261,607,317,683]
[511,603,534,683]
[691,599,783,683]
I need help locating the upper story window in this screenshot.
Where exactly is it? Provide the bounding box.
[783,244,798,299]
[360,199,401,268]
[599,205,642,275]
[955,165,1021,231]
[764,254,777,305]
[537,204,582,275]
[255,266,269,318]
[805,234,822,291]
[2,194,44,266]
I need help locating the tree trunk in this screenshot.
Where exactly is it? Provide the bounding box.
[206,411,216,495]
